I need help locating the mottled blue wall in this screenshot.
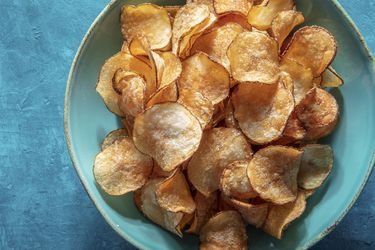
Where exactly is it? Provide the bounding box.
[0,0,374,249]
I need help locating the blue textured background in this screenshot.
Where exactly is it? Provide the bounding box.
[0,1,374,249]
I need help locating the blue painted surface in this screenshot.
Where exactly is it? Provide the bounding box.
[0,0,374,249]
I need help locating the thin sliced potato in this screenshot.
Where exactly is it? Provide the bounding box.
[298,144,333,190]
[273,113,306,145]
[320,66,344,88]
[232,77,294,145]
[263,191,306,239]
[121,4,172,50]
[227,31,280,84]
[156,170,196,213]
[220,160,258,199]
[146,82,178,108]
[247,146,302,204]
[200,211,248,250]
[214,12,253,30]
[282,26,337,77]
[213,0,253,16]
[188,128,253,196]
[94,138,153,195]
[229,198,269,228]
[101,129,128,150]
[187,0,215,12]
[112,69,139,95]
[159,52,182,89]
[133,102,203,172]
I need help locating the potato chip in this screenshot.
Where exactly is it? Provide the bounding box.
[298,144,333,190]
[214,12,252,30]
[295,88,339,140]
[229,198,269,228]
[133,102,203,172]
[247,0,295,30]
[96,52,150,116]
[227,31,280,84]
[232,78,294,144]
[220,160,258,199]
[224,99,240,129]
[165,6,180,18]
[247,146,302,204]
[159,52,182,89]
[218,193,236,211]
[200,211,248,250]
[101,128,128,150]
[213,0,253,16]
[93,138,153,195]
[269,10,304,48]
[205,101,227,129]
[263,191,306,239]
[178,52,230,105]
[141,179,184,236]
[121,4,172,50]
[273,113,306,145]
[191,22,246,71]
[282,26,337,77]
[112,69,139,95]
[146,82,178,108]
[188,128,253,196]
[320,66,344,88]
[280,58,314,104]
[186,0,215,13]
[176,212,195,234]
[178,91,214,129]
[151,161,175,178]
[156,170,196,214]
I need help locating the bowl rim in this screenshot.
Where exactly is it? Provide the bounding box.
[64,0,375,249]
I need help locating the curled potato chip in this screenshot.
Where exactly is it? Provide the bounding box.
[156,170,196,214]
[200,211,248,250]
[96,52,150,116]
[112,69,139,95]
[269,10,304,48]
[232,79,294,144]
[282,26,337,77]
[191,22,246,71]
[133,102,203,172]
[141,179,184,236]
[94,138,153,195]
[159,52,182,89]
[213,0,253,16]
[178,91,214,129]
[298,144,333,190]
[121,4,172,50]
[295,88,339,140]
[146,82,178,108]
[247,146,302,204]
[320,67,344,88]
[280,58,314,104]
[224,99,240,129]
[227,31,280,84]
[229,198,269,228]
[101,128,128,150]
[247,0,295,30]
[263,191,306,239]
[178,52,230,105]
[220,160,258,199]
[188,128,253,196]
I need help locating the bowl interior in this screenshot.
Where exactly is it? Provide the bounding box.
[65,0,375,249]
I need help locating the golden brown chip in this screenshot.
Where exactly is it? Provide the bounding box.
[200,211,248,250]
[93,138,153,195]
[112,69,139,95]
[272,113,306,145]
[295,88,339,140]
[220,160,258,199]
[186,0,215,13]
[141,179,184,236]
[269,10,304,48]
[206,101,227,128]
[213,0,253,16]
[188,128,253,196]
[146,82,178,108]
[247,146,302,204]
[159,52,182,89]
[298,144,333,190]
[247,0,295,30]
[282,26,337,77]
[133,102,203,172]
[178,91,214,129]
[178,52,230,105]
[224,99,240,129]
[320,66,344,88]
[151,162,175,178]
[96,52,150,116]
[232,78,294,145]
[191,22,246,71]
[156,170,196,214]
[227,31,280,84]
[263,191,306,239]
[229,198,269,228]
[214,12,252,30]
[121,4,172,50]
[101,129,128,150]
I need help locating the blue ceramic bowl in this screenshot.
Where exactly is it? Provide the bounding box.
[64,0,375,249]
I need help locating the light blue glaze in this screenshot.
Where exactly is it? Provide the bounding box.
[64,0,375,249]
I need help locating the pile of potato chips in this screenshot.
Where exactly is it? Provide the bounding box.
[94,0,342,248]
